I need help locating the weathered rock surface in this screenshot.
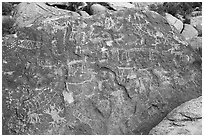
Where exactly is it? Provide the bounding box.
[165,13,183,33]
[181,24,198,40]
[190,16,202,36]
[13,2,79,29]
[2,8,202,135]
[149,96,202,135]
[188,36,202,49]
[2,15,15,36]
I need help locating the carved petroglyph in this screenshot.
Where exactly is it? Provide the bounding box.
[2,8,201,135]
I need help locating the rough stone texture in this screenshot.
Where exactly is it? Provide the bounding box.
[188,36,202,50]
[13,2,79,29]
[190,16,202,36]
[181,24,198,41]
[165,13,183,33]
[149,96,202,135]
[2,8,202,135]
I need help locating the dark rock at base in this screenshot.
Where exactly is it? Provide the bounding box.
[2,8,202,135]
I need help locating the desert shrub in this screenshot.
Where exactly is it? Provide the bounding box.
[2,2,17,36]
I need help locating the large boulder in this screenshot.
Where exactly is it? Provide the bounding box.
[2,8,202,135]
[149,96,202,135]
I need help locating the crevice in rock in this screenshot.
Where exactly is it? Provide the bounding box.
[45,2,75,11]
[180,24,185,34]
[98,65,132,100]
[179,112,202,121]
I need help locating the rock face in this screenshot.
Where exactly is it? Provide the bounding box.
[149,96,202,135]
[2,9,202,135]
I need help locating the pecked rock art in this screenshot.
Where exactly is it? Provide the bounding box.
[2,8,202,135]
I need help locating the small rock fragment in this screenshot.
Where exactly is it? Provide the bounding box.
[165,13,183,33]
[79,11,90,17]
[90,4,107,15]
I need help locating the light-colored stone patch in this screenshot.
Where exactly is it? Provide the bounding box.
[62,90,74,104]
[165,13,183,33]
[181,24,198,40]
[149,96,202,135]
